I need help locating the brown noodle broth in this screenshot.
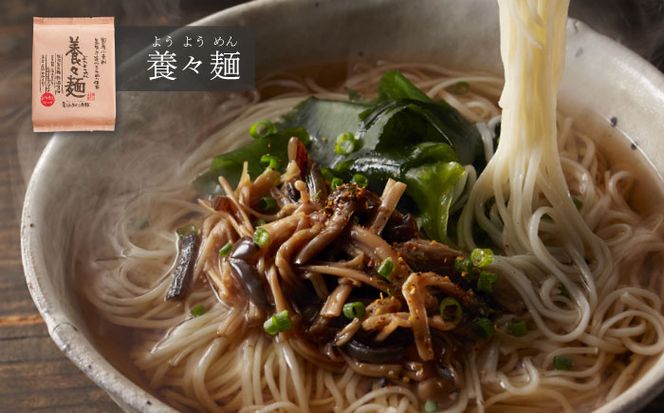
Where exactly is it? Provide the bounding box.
[560,103,664,219]
[79,294,154,389]
[77,62,664,412]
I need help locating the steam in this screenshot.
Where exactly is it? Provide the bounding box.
[570,0,664,70]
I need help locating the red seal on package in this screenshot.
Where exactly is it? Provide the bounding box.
[40,92,55,107]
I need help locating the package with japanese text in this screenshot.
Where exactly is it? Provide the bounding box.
[32,17,115,132]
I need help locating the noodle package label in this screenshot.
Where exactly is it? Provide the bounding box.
[32,17,116,132]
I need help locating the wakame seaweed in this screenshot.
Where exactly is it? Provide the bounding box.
[195,71,484,241]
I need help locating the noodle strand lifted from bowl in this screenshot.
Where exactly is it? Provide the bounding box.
[83,1,664,412]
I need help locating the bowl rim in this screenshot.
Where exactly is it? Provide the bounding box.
[20,1,664,412]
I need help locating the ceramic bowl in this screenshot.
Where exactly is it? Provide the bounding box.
[21,0,664,412]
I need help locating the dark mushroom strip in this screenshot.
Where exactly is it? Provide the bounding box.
[229,236,259,261]
[369,179,407,235]
[382,212,421,243]
[396,239,462,274]
[343,339,406,365]
[228,259,270,309]
[228,237,270,309]
[166,228,199,300]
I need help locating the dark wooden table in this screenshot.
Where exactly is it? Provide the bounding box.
[1,1,664,412]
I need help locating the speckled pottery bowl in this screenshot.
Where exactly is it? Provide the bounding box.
[21,0,664,412]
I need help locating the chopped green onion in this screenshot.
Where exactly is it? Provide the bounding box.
[454,256,471,273]
[471,317,495,339]
[190,304,206,317]
[553,355,573,370]
[439,297,462,323]
[218,241,233,257]
[320,167,335,181]
[176,224,198,236]
[330,177,343,190]
[470,248,494,268]
[263,310,293,336]
[507,319,528,337]
[253,227,270,248]
[351,173,368,188]
[249,120,277,139]
[343,301,366,319]
[263,319,279,335]
[450,81,470,95]
[476,271,497,294]
[573,197,583,210]
[259,196,277,212]
[260,154,281,170]
[423,399,438,413]
[335,132,358,155]
[273,310,292,331]
[377,257,395,279]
